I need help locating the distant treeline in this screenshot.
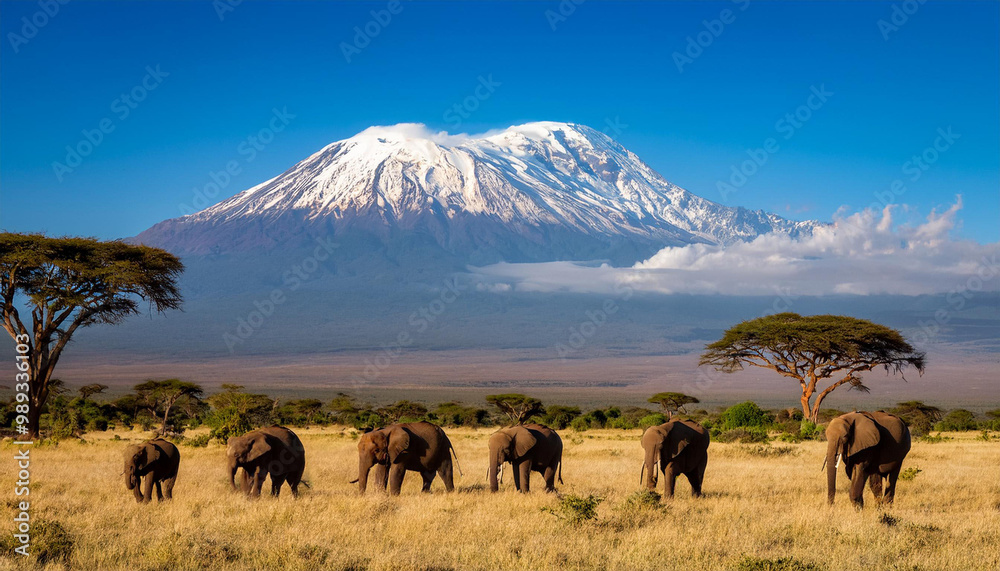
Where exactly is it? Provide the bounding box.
[1,380,997,443]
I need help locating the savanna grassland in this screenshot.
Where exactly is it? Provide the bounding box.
[2,428,998,571]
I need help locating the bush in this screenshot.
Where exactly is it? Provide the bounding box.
[734,555,820,571]
[898,467,922,481]
[22,519,74,564]
[541,494,603,525]
[185,433,212,447]
[715,427,770,443]
[622,490,662,509]
[638,413,668,430]
[541,405,582,430]
[934,409,979,432]
[798,420,823,440]
[570,416,590,432]
[720,402,772,430]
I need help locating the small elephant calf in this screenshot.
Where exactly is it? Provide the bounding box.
[123,438,180,503]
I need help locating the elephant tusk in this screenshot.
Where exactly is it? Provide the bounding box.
[835,453,842,469]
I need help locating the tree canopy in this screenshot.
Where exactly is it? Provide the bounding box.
[647,392,700,418]
[133,379,203,434]
[1,233,183,437]
[699,313,925,421]
[486,394,544,425]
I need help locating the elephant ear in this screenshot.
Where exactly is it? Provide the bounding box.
[389,427,410,463]
[848,413,881,457]
[148,443,163,463]
[245,434,272,463]
[512,427,537,458]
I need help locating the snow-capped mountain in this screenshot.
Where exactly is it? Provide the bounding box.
[135,122,816,263]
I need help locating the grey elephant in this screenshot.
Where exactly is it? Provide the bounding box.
[123,438,180,503]
[640,419,709,498]
[825,411,910,507]
[488,424,563,493]
[226,426,306,498]
[353,421,461,495]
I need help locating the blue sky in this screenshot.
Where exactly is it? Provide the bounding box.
[1,0,997,242]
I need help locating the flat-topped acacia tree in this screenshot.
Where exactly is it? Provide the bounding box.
[0,233,183,438]
[699,313,925,422]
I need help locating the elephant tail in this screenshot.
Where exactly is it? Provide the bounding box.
[449,442,464,477]
[348,478,359,484]
[558,458,564,485]
[300,480,312,489]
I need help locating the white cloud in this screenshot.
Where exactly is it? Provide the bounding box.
[470,198,1000,296]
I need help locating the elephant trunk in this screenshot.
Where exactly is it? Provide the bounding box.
[644,446,659,490]
[358,457,371,494]
[227,457,239,492]
[826,437,842,505]
[488,450,502,492]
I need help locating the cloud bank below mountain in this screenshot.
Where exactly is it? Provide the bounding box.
[471,199,1000,297]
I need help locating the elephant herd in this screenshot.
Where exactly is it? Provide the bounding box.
[122,411,912,509]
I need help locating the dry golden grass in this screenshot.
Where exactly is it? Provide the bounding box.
[2,427,998,571]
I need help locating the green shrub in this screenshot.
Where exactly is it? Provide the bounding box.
[934,409,979,432]
[185,433,212,447]
[570,416,590,432]
[638,413,668,430]
[734,555,821,571]
[919,433,950,443]
[622,490,662,509]
[541,494,603,525]
[720,402,772,430]
[716,427,770,443]
[898,467,922,481]
[798,420,823,440]
[541,405,582,430]
[736,444,799,457]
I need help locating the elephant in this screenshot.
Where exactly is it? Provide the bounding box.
[825,411,911,507]
[353,421,461,495]
[226,425,306,498]
[640,419,709,498]
[123,438,180,503]
[488,424,563,493]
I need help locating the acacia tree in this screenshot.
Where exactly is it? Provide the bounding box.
[699,313,925,422]
[0,233,183,438]
[648,392,700,419]
[133,379,203,433]
[486,394,544,425]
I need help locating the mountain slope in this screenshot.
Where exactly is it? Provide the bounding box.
[135,122,816,263]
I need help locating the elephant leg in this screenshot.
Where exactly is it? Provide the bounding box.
[689,462,707,498]
[271,474,287,497]
[437,461,455,493]
[287,469,302,498]
[663,464,677,498]
[154,481,164,502]
[848,465,866,508]
[251,467,265,498]
[162,477,176,500]
[141,475,154,504]
[883,468,900,505]
[420,471,435,493]
[388,464,406,496]
[542,465,557,492]
[511,462,521,492]
[867,473,884,504]
[518,461,532,493]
